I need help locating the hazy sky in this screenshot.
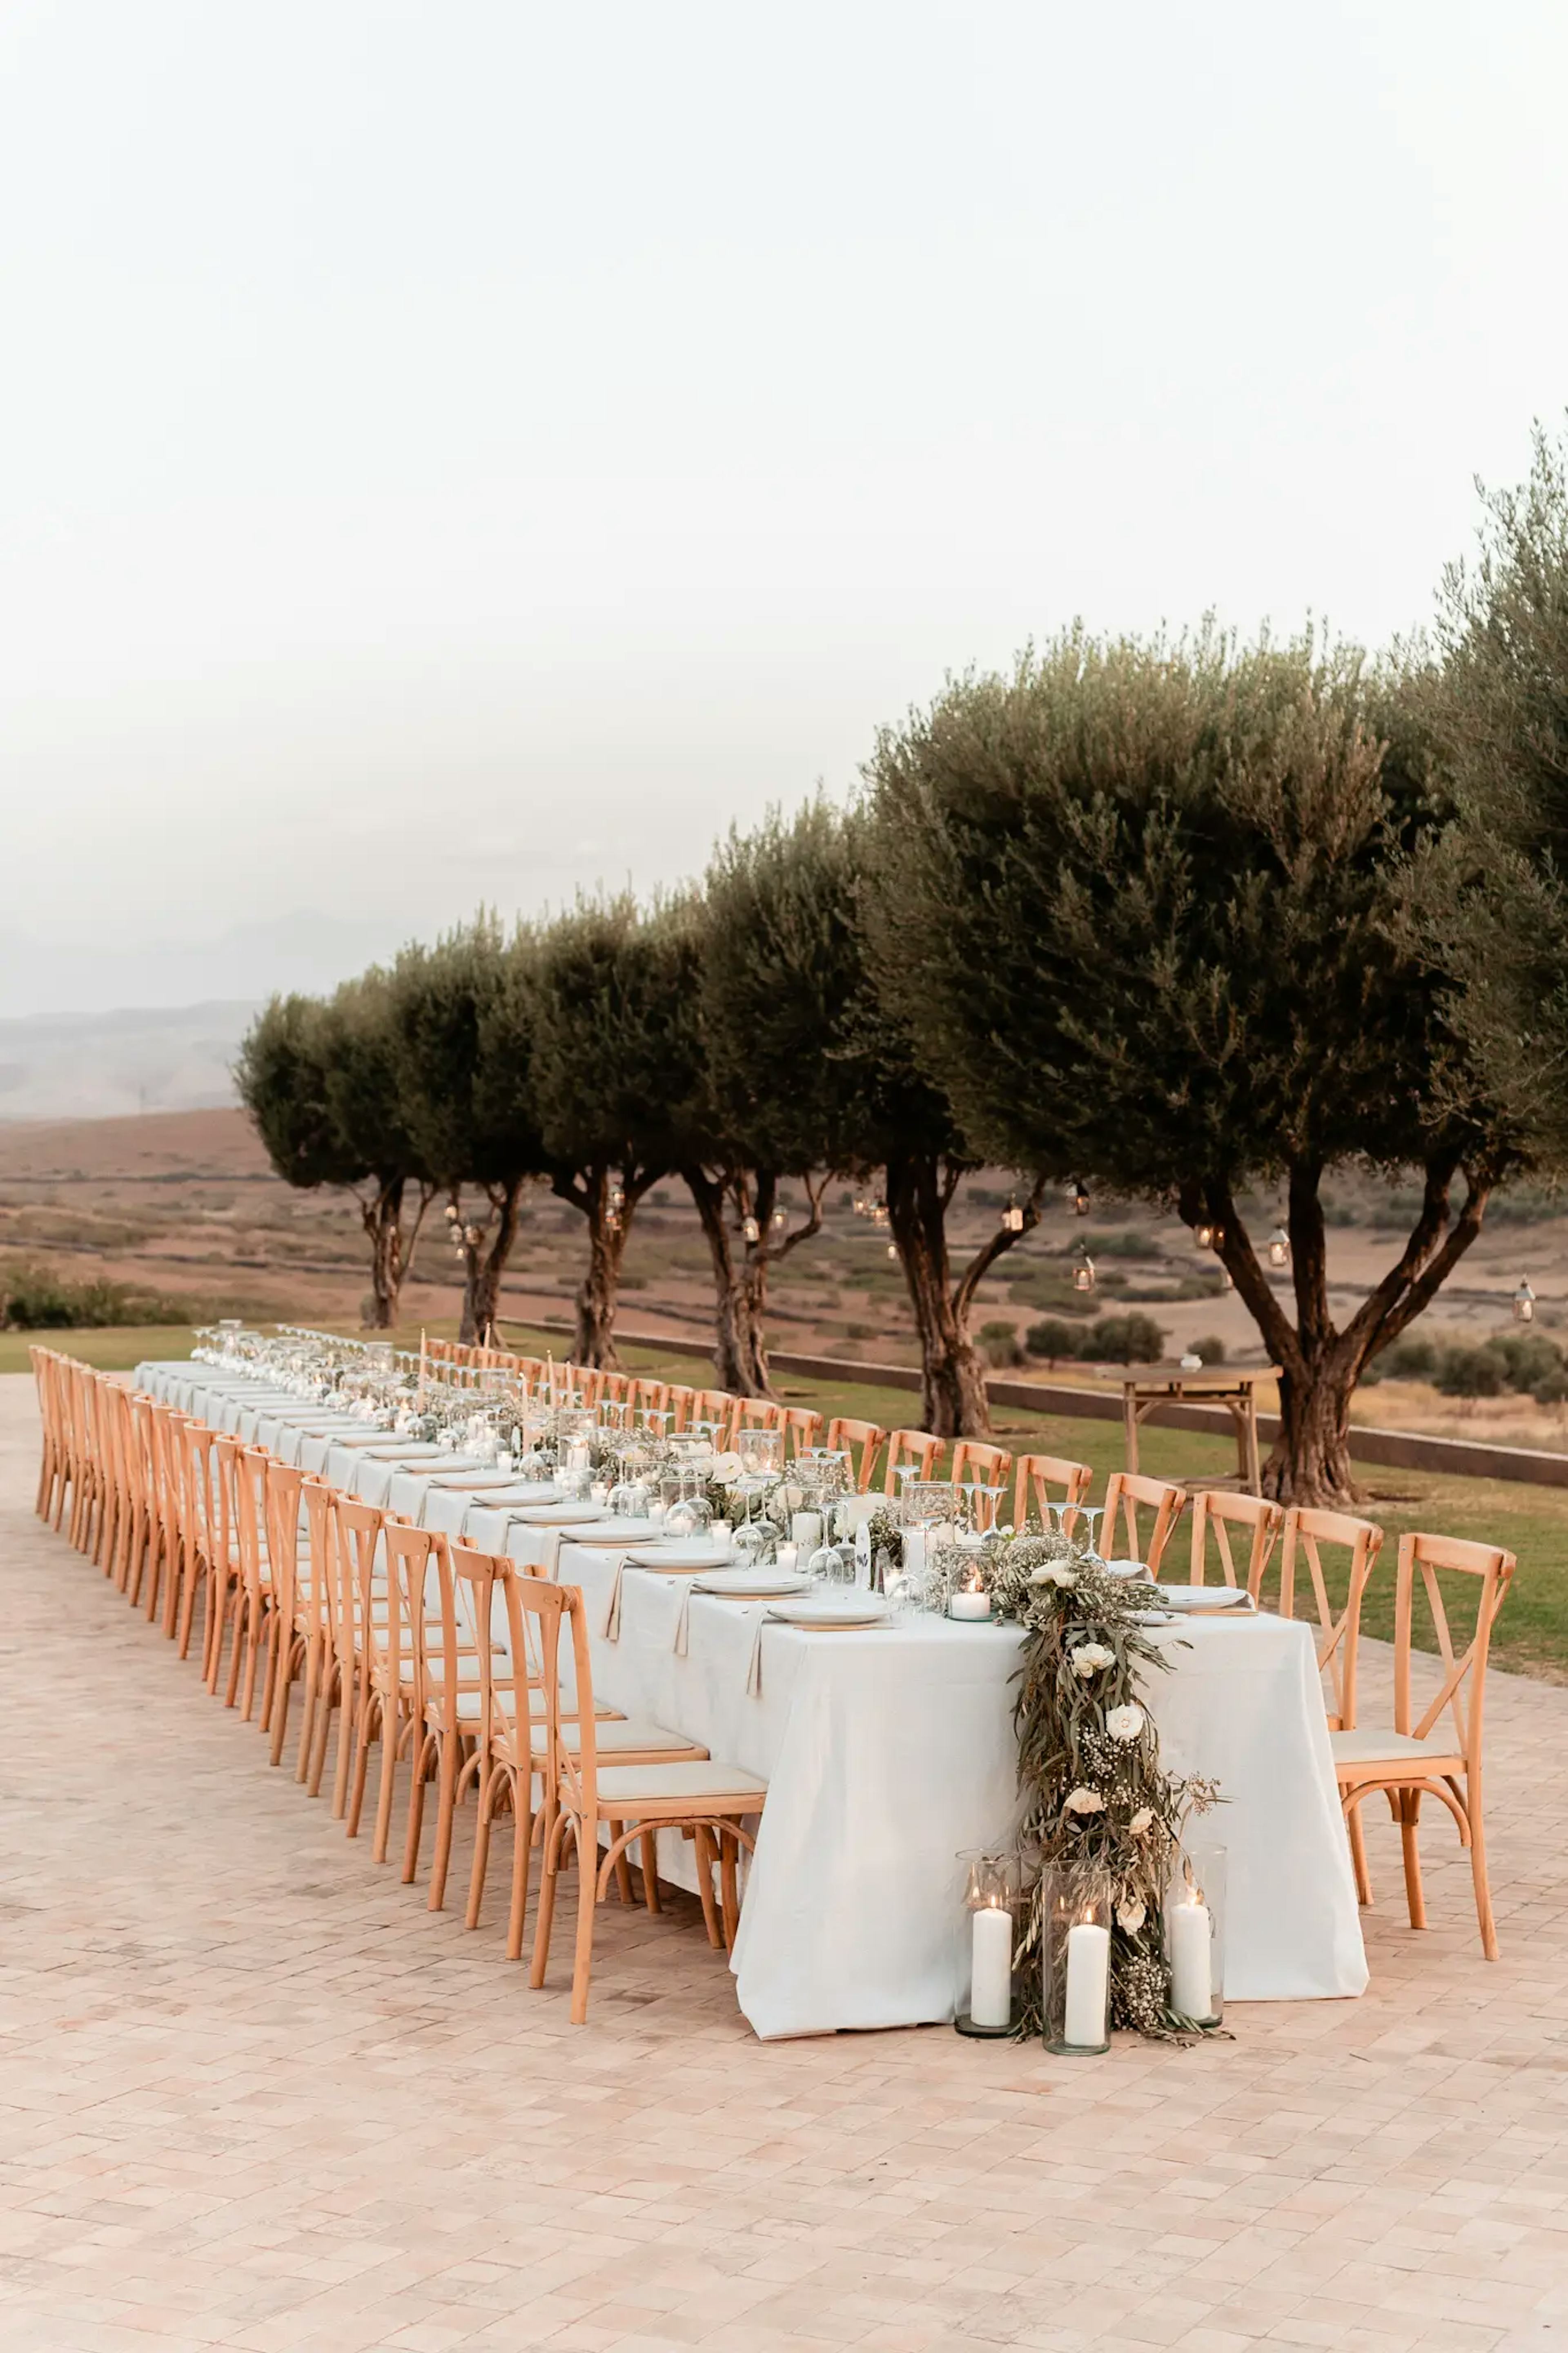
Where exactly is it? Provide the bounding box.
[3,0,1567,1015]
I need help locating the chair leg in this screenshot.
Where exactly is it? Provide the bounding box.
[528,1813,566,1987]
[176,1555,202,1660]
[345,1693,374,1840]
[691,1825,724,1949]
[605,1819,634,1906]
[1466,1772,1499,1961]
[571,1829,600,2025]
[1399,1788,1427,1931]
[371,1711,400,1864]
[294,1639,321,1782]
[466,1766,496,1932]
[719,1830,740,1949]
[307,1661,336,1798]
[640,1831,662,1914]
[428,1735,464,1912]
[506,1781,535,1961]
[330,1669,358,1818]
[1346,1800,1372,1907]
[401,1733,432,1884]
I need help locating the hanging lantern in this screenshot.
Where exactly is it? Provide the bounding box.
[1073,1250,1096,1295]
[1072,1180,1091,1218]
[772,1207,787,1229]
[1514,1279,1537,1325]
[1194,1222,1215,1250]
[608,1181,626,1214]
[872,1201,889,1227]
[1002,1199,1025,1234]
[886,1241,898,1260]
[742,1213,761,1245]
[444,1201,459,1223]
[853,1192,868,1218]
[1267,1225,1290,1269]
[464,1224,481,1246]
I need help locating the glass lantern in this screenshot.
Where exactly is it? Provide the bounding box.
[1041,1868,1113,2055]
[1163,1843,1226,2027]
[953,1851,1020,2037]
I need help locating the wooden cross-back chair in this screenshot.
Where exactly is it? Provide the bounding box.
[779,1405,825,1459]
[631,1376,672,1422]
[29,1347,64,1527]
[824,1417,886,1493]
[686,1388,734,1443]
[950,1439,1013,1530]
[1332,1530,1515,1959]
[1269,1505,1385,1730]
[435,1545,705,1952]
[732,1398,784,1442]
[1102,1470,1188,1577]
[1189,1488,1285,1599]
[1011,1451,1093,1535]
[883,1429,943,1496]
[516,1572,768,2021]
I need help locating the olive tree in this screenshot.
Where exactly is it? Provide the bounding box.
[520,897,697,1366]
[236,981,433,1327]
[388,918,550,1343]
[865,627,1526,1505]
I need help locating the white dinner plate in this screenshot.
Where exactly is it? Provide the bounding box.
[766,1596,892,1629]
[1102,1558,1153,1580]
[509,1502,614,1525]
[1145,1585,1256,1613]
[694,1568,815,1599]
[554,1522,659,1544]
[634,1540,736,1570]
[573,1516,662,1541]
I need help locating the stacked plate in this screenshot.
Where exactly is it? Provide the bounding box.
[632,1538,736,1571]
[1136,1585,1256,1622]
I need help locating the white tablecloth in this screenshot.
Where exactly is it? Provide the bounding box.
[138,1362,1368,2036]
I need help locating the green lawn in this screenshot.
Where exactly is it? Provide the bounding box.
[11,1318,1563,1682]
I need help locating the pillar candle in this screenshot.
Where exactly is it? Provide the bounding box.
[1169,1898,1213,2019]
[969,1904,1012,2028]
[949,1588,993,1621]
[1063,1919,1110,2047]
[791,1511,822,1552]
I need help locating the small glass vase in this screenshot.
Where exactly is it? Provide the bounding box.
[1041,1868,1113,2056]
[953,1851,1020,2037]
[1164,1843,1226,2027]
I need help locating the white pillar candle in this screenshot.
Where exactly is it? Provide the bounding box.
[776,1541,799,1574]
[969,1903,1013,2028]
[1063,1919,1110,2047]
[791,1511,822,1552]
[710,1519,731,1544]
[1169,1898,1213,2019]
[566,1439,590,1476]
[903,1527,927,1579]
[949,1588,993,1621]
[648,1499,667,1526]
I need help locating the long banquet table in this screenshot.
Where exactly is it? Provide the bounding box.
[141,1361,1369,2037]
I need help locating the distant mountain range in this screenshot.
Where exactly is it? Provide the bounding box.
[0,1002,255,1121]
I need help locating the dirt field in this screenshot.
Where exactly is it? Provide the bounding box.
[2,1108,1566,1445]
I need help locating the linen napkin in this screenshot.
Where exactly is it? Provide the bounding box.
[745,1611,767,1698]
[601,1552,634,1641]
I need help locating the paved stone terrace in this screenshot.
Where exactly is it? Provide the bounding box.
[1,1376,1566,2353]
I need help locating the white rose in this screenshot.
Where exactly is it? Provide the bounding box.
[1116,1899,1147,1933]
[1029,1563,1078,1589]
[1063,1786,1105,1815]
[1106,1704,1145,1744]
[1128,1807,1154,1836]
[1071,1642,1116,1678]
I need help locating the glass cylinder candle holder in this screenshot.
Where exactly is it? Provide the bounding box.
[953,1851,1020,2037]
[1164,1843,1226,2027]
[1042,1869,1113,2056]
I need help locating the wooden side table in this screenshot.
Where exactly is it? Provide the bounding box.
[1102,1364,1280,1495]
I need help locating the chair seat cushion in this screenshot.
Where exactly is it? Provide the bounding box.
[592,1758,768,1804]
[1331,1728,1463,1770]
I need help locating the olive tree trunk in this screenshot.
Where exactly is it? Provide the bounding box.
[1189,1155,1492,1508]
[552,1162,662,1368]
[884,1156,1045,1438]
[452,1177,527,1346]
[682,1165,829,1396]
[356,1175,431,1329]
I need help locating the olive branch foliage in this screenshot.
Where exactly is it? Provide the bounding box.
[985,1529,1221,2038]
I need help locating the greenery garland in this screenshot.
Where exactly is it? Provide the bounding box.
[982,1528,1221,2038]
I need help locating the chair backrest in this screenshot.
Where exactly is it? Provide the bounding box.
[381,1520,441,1712]
[149,1405,190,1560]
[263,1459,306,1622]
[597,1372,631,1410]
[1274,1504,1385,1730]
[1010,1451,1093,1533]
[949,1440,1013,1531]
[177,1417,220,1576]
[883,1429,943,1495]
[1189,1488,1284,1592]
[688,1388,734,1444]
[1103,1470,1187,1575]
[330,1495,387,1679]
[1392,1530,1514,1764]
[824,1417,886,1492]
[780,1405,825,1459]
[631,1376,671,1419]
[232,1445,272,1606]
[733,1398,784,1438]
[508,1568,603,1824]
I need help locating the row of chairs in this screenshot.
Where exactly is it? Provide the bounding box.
[35,1347,1517,1963]
[31,1347,768,2023]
